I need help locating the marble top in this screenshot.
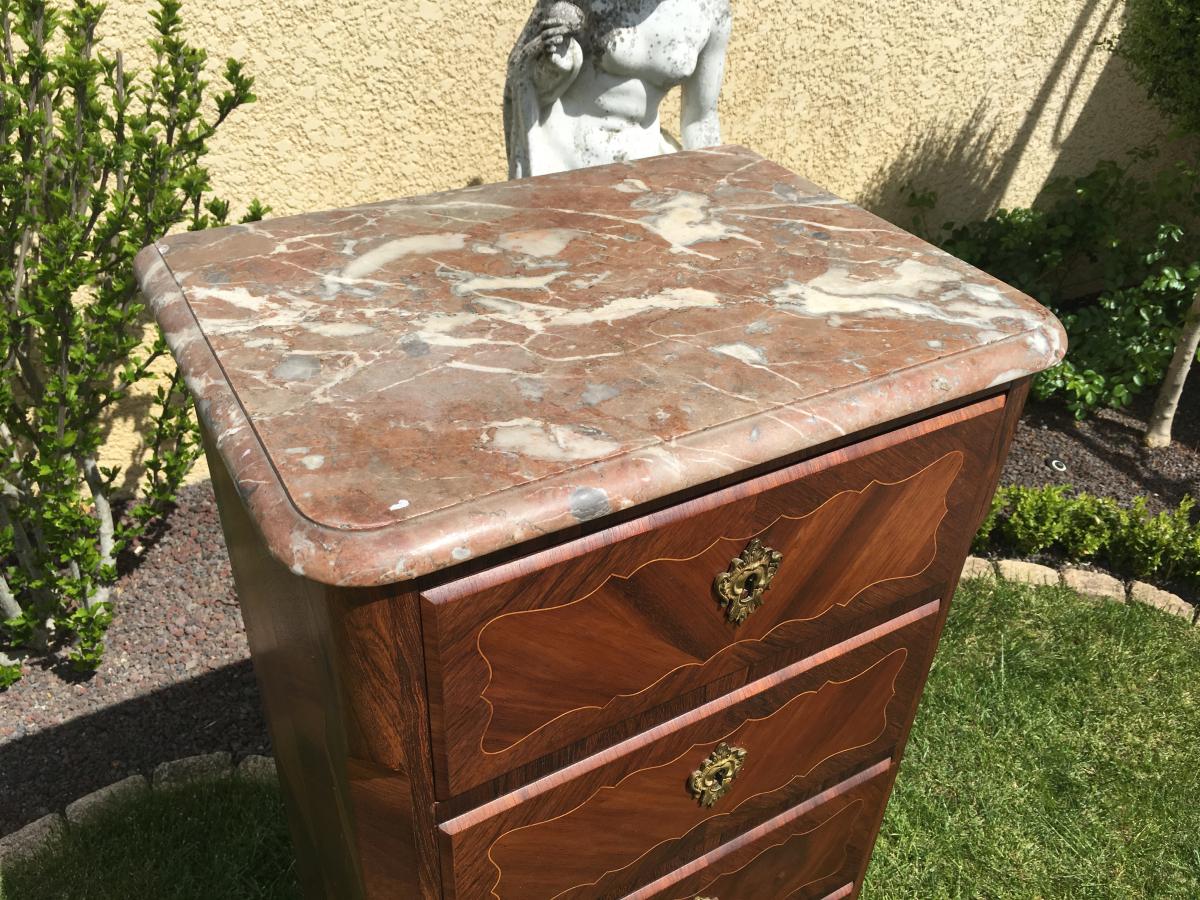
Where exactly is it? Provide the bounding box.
[135,146,1065,586]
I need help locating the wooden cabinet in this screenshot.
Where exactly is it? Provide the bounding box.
[204,387,1025,900]
[422,398,1004,797]
[437,604,937,899]
[139,146,1065,898]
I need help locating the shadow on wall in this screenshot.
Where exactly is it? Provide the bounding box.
[861,0,1173,231]
[859,100,1005,232]
[98,384,157,499]
[96,306,209,498]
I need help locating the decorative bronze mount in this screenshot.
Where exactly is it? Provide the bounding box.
[688,741,748,807]
[713,538,783,625]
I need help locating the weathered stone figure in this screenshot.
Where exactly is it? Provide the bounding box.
[504,0,732,178]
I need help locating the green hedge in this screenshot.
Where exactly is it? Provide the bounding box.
[974,486,1200,590]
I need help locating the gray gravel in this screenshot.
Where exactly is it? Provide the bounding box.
[1001,388,1199,514]
[0,481,269,836]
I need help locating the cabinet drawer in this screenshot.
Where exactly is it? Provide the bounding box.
[422,397,1004,796]
[624,761,892,900]
[436,603,937,900]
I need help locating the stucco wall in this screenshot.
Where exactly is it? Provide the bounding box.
[99,0,1163,488]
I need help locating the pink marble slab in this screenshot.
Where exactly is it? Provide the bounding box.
[135,146,1065,586]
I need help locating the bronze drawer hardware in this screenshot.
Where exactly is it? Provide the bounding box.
[688,742,747,807]
[714,538,783,625]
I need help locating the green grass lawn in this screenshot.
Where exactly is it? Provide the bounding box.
[2,578,1197,899]
[864,578,1200,898]
[0,776,300,900]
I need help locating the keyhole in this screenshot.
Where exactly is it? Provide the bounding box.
[743,573,758,596]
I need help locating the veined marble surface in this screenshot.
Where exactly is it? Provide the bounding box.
[135,146,1065,586]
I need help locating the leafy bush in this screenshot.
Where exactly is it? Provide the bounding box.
[1059,494,1122,560]
[1110,0,1200,137]
[0,0,263,684]
[998,484,1070,555]
[1036,249,1198,417]
[975,486,1200,590]
[914,154,1200,418]
[1108,496,1197,582]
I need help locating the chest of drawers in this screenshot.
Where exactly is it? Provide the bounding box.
[137,146,1064,899]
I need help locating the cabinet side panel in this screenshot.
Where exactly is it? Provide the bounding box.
[332,589,442,899]
[203,426,366,900]
[849,379,1031,898]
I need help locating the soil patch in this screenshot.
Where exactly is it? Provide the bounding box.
[1001,387,1199,514]
[0,485,269,836]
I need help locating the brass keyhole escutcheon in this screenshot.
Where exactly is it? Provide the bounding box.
[713,538,783,626]
[688,742,747,807]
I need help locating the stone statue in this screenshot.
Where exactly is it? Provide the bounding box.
[504,0,732,179]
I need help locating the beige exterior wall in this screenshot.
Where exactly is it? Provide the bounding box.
[99,0,1165,488]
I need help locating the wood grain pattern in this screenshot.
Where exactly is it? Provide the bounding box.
[204,425,441,899]
[624,760,894,900]
[422,397,1005,797]
[675,799,863,899]
[437,603,938,900]
[839,377,1035,900]
[475,454,958,752]
[489,652,901,899]
[333,589,441,898]
[205,424,368,900]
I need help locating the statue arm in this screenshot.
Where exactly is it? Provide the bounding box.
[510,6,584,108]
[505,3,585,178]
[680,5,732,150]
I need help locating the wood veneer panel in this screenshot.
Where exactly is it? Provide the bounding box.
[624,761,894,900]
[476,455,956,751]
[333,589,441,898]
[204,425,440,899]
[422,396,1004,796]
[842,377,1035,899]
[437,603,938,900]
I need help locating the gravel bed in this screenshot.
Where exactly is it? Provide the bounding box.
[1001,387,1199,513]
[1,386,1196,836]
[0,484,269,836]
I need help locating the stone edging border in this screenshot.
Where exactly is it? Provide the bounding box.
[963,556,1200,626]
[0,753,278,870]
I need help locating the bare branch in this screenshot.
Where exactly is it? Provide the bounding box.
[0,568,20,620]
[1146,286,1200,448]
[80,454,116,579]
